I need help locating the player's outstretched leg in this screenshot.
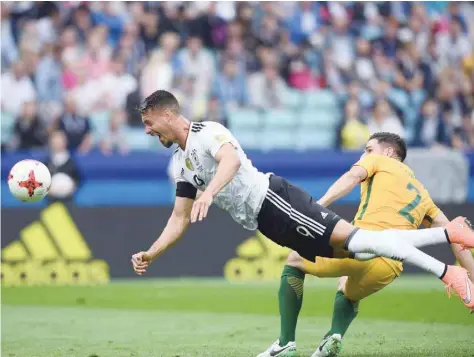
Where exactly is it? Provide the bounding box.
[352,217,474,261]
[330,219,474,311]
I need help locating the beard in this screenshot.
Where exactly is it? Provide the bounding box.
[161,139,173,148]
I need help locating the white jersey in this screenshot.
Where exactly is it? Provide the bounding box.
[172,121,269,230]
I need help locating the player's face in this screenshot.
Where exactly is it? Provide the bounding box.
[361,139,394,159]
[142,110,174,148]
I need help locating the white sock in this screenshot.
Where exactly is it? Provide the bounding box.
[391,227,449,247]
[354,227,449,261]
[347,229,447,278]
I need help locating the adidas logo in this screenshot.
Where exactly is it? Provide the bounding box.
[1,203,109,286]
[224,231,291,281]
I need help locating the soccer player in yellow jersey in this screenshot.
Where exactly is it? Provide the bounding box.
[257,133,474,357]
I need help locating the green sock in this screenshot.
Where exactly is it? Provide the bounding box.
[278,265,305,346]
[325,291,359,338]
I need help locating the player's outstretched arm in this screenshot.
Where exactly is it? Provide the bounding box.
[191,143,241,222]
[431,212,474,282]
[131,196,193,275]
[317,165,367,207]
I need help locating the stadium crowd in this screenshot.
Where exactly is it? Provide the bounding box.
[1,1,473,154]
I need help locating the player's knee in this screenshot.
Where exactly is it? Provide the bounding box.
[286,251,304,269]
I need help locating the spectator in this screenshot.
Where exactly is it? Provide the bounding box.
[141,32,180,98]
[91,2,127,48]
[326,16,354,73]
[437,16,471,67]
[57,96,93,153]
[172,76,207,121]
[35,4,61,46]
[1,3,19,69]
[219,37,257,74]
[255,13,281,47]
[354,37,377,89]
[204,97,228,127]
[35,43,63,122]
[100,109,129,155]
[395,42,425,93]
[286,2,320,43]
[452,113,474,150]
[68,4,94,44]
[337,99,370,150]
[1,60,36,117]
[46,130,81,202]
[248,64,288,109]
[12,101,47,150]
[139,12,159,54]
[375,17,400,58]
[115,22,146,76]
[190,2,228,49]
[100,57,137,110]
[178,35,216,95]
[413,98,450,147]
[69,68,103,116]
[82,25,112,79]
[368,99,405,137]
[213,59,249,110]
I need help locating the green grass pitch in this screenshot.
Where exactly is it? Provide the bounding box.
[2,276,473,357]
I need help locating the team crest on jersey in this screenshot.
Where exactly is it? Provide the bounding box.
[185,158,194,171]
[191,149,203,172]
[214,134,228,144]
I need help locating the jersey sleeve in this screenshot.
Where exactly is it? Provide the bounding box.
[171,150,185,184]
[422,197,441,227]
[199,123,238,159]
[353,155,380,180]
[171,150,197,199]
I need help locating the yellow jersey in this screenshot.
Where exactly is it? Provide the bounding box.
[353,154,441,274]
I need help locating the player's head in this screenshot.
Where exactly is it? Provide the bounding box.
[138,90,181,148]
[362,132,407,162]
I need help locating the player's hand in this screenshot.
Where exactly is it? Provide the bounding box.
[191,190,213,223]
[131,251,152,275]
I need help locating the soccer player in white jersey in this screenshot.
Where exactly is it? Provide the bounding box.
[131,90,474,316]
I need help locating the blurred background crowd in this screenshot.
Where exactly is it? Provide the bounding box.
[1,1,474,156]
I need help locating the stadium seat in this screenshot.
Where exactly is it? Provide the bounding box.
[262,109,296,128]
[260,129,294,150]
[228,109,261,131]
[283,89,303,109]
[1,112,15,145]
[295,129,335,150]
[232,129,260,150]
[127,127,154,150]
[299,109,340,130]
[303,90,338,110]
[89,111,111,140]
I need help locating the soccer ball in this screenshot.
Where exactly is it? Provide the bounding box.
[8,160,52,202]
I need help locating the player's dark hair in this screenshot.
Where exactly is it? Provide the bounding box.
[138,90,180,115]
[369,132,407,162]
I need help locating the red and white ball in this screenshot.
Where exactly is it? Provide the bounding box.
[7,160,51,202]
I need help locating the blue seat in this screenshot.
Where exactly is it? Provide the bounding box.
[1,112,15,144]
[283,89,303,109]
[228,109,261,130]
[127,127,154,150]
[261,129,294,150]
[295,129,335,150]
[303,90,338,110]
[89,111,111,139]
[299,109,339,130]
[262,109,296,128]
[232,129,260,150]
